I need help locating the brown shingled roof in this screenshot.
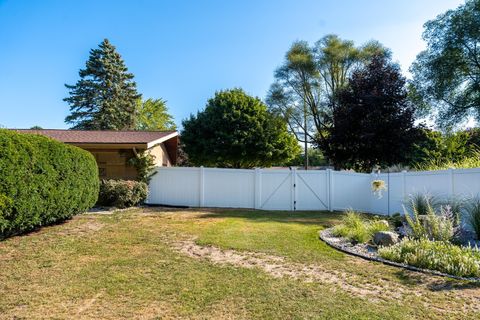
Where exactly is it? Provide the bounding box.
[14,129,178,144]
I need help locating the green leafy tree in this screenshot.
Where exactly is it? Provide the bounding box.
[266,41,319,169]
[314,36,390,104]
[182,89,300,168]
[64,39,141,130]
[135,98,176,131]
[407,129,444,166]
[466,127,480,148]
[409,129,476,167]
[410,0,480,127]
[325,55,417,171]
[267,35,390,167]
[281,148,327,167]
[175,142,191,167]
[29,126,43,129]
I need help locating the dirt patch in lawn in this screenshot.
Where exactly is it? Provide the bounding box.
[170,238,480,312]
[56,220,104,237]
[172,239,400,301]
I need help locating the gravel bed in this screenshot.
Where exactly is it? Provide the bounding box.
[319,227,480,283]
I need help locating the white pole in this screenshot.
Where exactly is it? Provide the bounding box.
[254,168,262,209]
[199,166,205,207]
[449,168,455,196]
[328,169,334,212]
[291,167,297,211]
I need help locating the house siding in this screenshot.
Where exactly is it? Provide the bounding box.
[86,148,138,180]
[147,144,172,167]
[82,144,172,180]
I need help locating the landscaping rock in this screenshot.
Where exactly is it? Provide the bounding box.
[378,220,390,228]
[373,231,399,247]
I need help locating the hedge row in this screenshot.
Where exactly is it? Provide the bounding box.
[0,129,99,238]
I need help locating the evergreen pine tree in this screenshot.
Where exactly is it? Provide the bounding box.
[64,39,141,130]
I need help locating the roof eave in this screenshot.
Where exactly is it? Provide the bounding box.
[146,131,179,149]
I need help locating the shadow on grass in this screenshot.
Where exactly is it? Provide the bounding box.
[192,208,345,228]
[393,269,480,291]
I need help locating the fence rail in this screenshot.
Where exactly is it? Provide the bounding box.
[147,167,480,215]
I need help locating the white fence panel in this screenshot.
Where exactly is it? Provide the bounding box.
[404,170,452,197]
[332,171,372,213]
[295,170,328,211]
[147,166,480,215]
[452,168,480,197]
[203,168,255,208]
[260,170,292,210]
[148,167,200,206]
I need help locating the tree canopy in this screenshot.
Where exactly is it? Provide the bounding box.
[266,35,390,156]
[408,128,479,168]
[64,39,141,130]
[324,55,417,171]
[135,98,176,131]
[181,89,300,168]
[410,0,480,128]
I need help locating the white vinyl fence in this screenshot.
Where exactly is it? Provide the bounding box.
[147,167,480,215]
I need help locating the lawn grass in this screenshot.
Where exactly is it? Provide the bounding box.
[0,208,479,319]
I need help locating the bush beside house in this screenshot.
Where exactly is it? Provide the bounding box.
[97,179,148,208]
[0,129,99,238]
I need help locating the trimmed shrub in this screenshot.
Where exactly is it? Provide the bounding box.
[0,129,99,238]
[97,179,148,208]
[379,238,480,278]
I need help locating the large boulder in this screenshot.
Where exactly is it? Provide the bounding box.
[373,231,399,247]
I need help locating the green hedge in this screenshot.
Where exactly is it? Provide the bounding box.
[0,129,99,238]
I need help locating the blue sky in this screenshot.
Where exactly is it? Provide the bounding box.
[0,0,464,129]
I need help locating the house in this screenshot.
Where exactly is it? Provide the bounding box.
[15,129,179,180]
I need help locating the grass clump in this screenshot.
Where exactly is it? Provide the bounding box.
[405,193,439,216]
[332,210,390,243]
[379,238,480,278]
[466,198,480,240]
[404,197,455,242]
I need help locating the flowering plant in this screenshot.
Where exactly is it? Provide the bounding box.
[371,180,387,199]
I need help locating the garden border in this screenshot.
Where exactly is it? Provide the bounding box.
[319,227,480,283]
